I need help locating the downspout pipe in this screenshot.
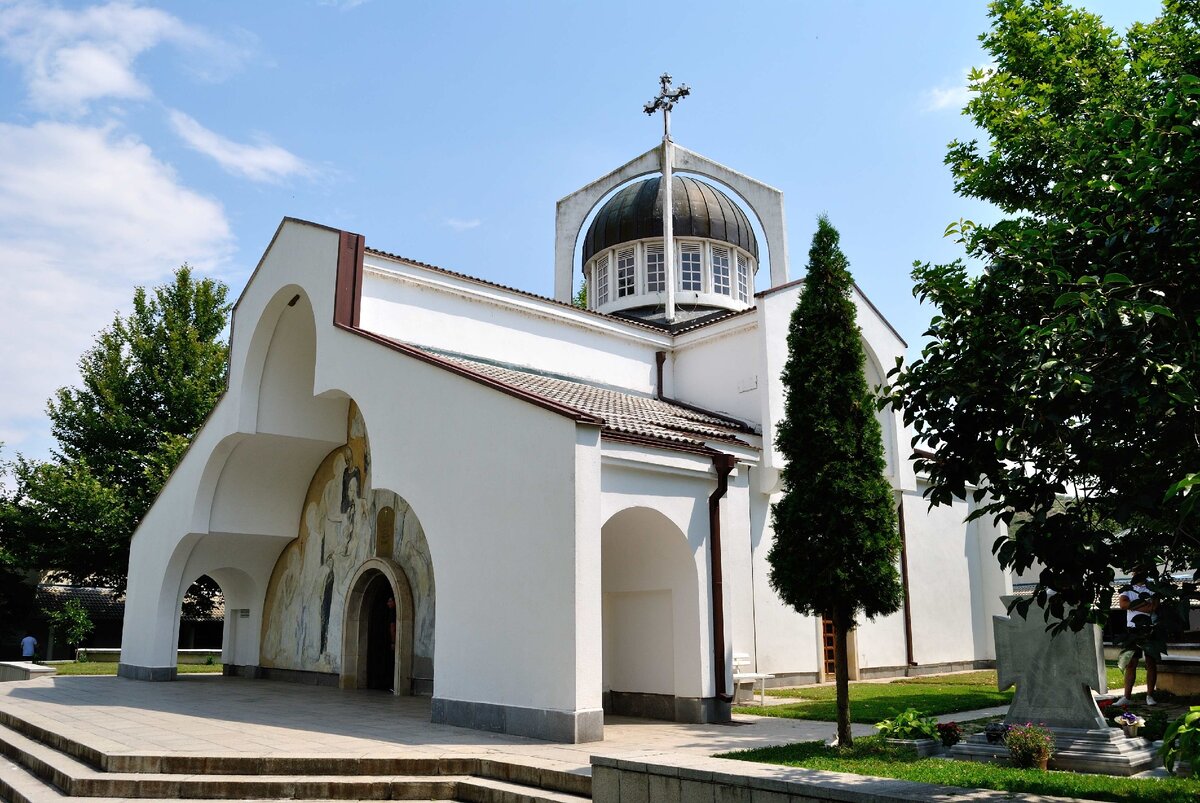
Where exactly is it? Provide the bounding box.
[898,495,917,668]
[655,351,666,401]
[709,452,738,703]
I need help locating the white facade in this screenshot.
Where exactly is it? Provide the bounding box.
[120,143,1010,744]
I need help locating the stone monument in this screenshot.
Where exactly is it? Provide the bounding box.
[951,596,1158,775]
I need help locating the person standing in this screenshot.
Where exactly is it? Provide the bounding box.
[20,634,37,660]
[1114,568,1159,706]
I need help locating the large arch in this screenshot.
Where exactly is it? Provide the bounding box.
[554,144,789,301]
[601,505,711,723]
[340,557,415,693]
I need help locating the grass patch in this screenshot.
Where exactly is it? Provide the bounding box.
[47,662,223,676]
[722,736,1198,803]
[746,661,1149,723]
[739,681,1012,722]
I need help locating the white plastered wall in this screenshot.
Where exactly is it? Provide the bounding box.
[359,263,667,395]
[672,320,761,424]
[123,220,602,722]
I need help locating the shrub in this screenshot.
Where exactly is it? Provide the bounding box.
[937,721,963,748]
[1005,723,1055,769]
[875,708,938,740]
[1160,706,1200,775]
[1144,710,1170,743]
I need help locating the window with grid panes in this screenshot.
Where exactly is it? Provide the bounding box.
[645,244,665,292]
[679,243,702,291]
[736,252,750,301]
[616,247,636,297]
[711,246,731,296]
[594,254,609,306]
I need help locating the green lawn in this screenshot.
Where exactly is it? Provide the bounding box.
[48,662,222,676]
[737,662,1148,723]
[721,737,1198,803]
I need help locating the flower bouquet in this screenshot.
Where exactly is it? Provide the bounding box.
[1114,710,1146,738]
[937,721,963,748]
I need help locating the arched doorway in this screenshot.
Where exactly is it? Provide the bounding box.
[341,558,414,694]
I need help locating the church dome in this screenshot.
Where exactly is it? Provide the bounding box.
[582,176,758,264]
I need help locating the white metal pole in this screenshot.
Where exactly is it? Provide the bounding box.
[663,115,676,323]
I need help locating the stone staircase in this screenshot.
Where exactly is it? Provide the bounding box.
[0,713,591,803]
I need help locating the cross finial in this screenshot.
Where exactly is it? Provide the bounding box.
[644,73,689,140]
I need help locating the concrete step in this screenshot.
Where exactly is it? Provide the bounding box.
[0,719,589,802]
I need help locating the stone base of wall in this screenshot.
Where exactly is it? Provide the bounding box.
[1157,655,1200,696]
[117,664,176,681]
[603,691,730,724]
[223,664,340,687]
[431,697,603,743]
[859,658,995,680]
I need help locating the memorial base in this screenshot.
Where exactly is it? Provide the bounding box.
[950,727,1159,776]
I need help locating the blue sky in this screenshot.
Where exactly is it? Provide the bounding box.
[0,0,1161,463]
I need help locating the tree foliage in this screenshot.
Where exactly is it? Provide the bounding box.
[887,0,1200,631]
[0,267,230,596]
[769,216,902,746]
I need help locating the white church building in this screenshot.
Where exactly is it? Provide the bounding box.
[118,105,1011,743]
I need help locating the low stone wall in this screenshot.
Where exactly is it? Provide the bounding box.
[1157,655,1200,696]
[0,662,57,682]
[590,754,1064,802]
[75,648,221,665]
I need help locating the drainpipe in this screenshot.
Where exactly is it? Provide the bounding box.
[898,496,916,668]
[709,452,738,703]
[655,351,666,401]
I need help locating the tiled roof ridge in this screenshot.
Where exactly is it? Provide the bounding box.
[413,346,758,451]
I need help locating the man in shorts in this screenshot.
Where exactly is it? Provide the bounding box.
[1114,568,1158,706]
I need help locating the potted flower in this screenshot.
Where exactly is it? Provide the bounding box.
[1113,710,1145,738]
[937,721,963,748]
[984,722,1008,744]
[1005,722,1055,770]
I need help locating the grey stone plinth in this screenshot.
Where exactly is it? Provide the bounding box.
[884,738,942,757]
[950,727,1159,776]
[116,663,176,681]
[0,662,56,682]
[430,697,603,743]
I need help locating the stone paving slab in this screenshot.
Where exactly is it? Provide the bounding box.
[0,674,876,777]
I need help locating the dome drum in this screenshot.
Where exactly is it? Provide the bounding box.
[582,175,759,320]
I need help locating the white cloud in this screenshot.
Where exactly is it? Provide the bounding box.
[922,64,996,112]
[0,1,243,114]
[318,0,371,10]
[444,217,482,231]
[168,110,313,183]
[0,121,232,455]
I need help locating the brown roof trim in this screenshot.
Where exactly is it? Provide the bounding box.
[335,322,605,426]
[363,246,671,336]
[671,306,759,335]
[335,230,366,328]
[754,278,908,349]
[601,429,719,457]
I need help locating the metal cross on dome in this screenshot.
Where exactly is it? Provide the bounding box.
[644,73,690,141]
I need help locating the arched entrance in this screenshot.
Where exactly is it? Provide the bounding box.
[341,558,414,694]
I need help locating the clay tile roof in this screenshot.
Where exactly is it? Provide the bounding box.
[415,347,758,452]
[35,585,225,622]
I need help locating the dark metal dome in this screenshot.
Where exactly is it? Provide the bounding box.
[582,175,758,264]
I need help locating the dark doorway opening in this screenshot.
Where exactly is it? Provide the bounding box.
[364,573,396,691]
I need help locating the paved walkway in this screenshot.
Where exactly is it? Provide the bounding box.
[0,674,896,774]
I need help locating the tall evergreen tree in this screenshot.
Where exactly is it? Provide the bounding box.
[768,216,902,747]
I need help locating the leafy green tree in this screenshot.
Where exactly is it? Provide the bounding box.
[573,283,588,310]
[0,267,230,598]
[44,597,94,653]
[887,0,1200,633]
[769,216,902,747]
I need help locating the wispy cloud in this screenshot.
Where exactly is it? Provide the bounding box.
[318,0,371,10]
[168,110,313,183]
[444,217,482,231]
[0,121,232,454]
[0,1,241,115]
[922,64,995,112]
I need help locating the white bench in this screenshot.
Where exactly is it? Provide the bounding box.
[732,652,774,704]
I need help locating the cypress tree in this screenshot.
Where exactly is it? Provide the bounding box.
[768,216,902,747]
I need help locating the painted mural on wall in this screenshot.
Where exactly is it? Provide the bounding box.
[260,403,436,677]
